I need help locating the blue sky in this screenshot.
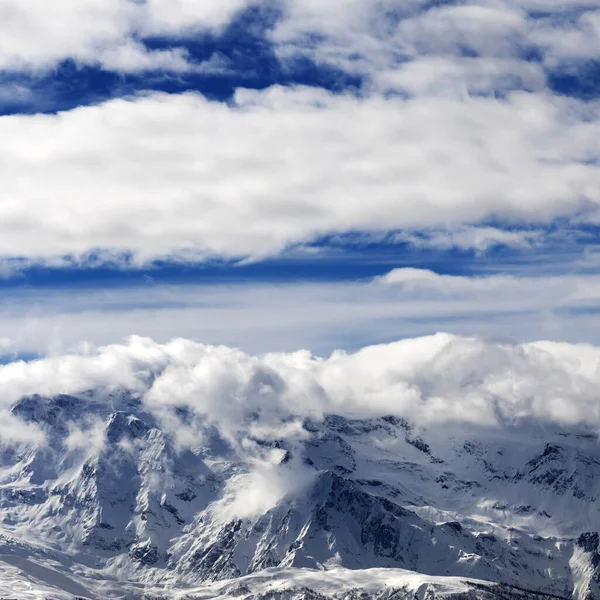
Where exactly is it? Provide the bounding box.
[0,0,599,359]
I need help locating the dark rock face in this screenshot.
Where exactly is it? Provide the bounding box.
[106,412,151,443]
[515,444,599,501]
[578,533,600,555]
[185,519,244,581]
[130,540,160,565]
[576,532,600,600]
[11,394,83,435]
[443,521,463,533]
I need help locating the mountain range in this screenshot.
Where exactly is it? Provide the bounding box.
[1,385,600,599]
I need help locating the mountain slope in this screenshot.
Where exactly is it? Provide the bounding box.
[0,391,599,598]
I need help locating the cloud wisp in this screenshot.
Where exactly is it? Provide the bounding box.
[1,268,600,359]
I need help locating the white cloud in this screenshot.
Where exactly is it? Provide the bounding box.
[4,332,600,455]
[0,412,45,446]
[272,1,600,88]
[391,4,527,59]
[393,226,543,252]
[0,1,596,83]
[0,88,598,263]
[531,9,600,65]
[211,451,313,521]
[372,56,546,97]
[378,267,529,293]
[64,417,107,457]
[0,0,249,73]
[0,2,597,264]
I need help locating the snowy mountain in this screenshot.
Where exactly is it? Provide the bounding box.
[0,394,597,599]
[1,335,600,599]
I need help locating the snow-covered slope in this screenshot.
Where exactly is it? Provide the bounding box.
[1,335,600,598]
[0,392,597,599]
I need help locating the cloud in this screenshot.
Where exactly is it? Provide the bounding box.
[531,8,600,65]
[2,268,600,360]
[0,336,169,407]
[0,87,598,263]
[3,332,600,454]
[372,56,547,97]
[4,328,600,517]
[0,1,597,87]
[377,267,528,292]
[0,2,598,265]
[393,226,543,252]
[64,417,107,457]
[0,412,45,446]
[0,0,250,73]
[272,1,600,86]
[211,450,313,521]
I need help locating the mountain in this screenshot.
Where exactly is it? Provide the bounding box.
[0,390,599,599]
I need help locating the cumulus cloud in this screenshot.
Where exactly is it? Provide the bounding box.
[0,0,250,73]
[273,1,600,88]
[0,336,170,406]
[4,333,600,456]
[0,88,598,263]
[0,0,598,78]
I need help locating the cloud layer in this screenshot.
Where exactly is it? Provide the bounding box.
[1,0,598,78]
[4,333,600,450]
[1,267,600,362]
[0,87,598,263]
[0,1,598,265]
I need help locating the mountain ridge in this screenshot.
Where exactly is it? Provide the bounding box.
[0,390,599,599]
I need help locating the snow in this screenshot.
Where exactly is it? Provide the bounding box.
[0,554,96,599]
[171,566,481,599]
[0,356,600,597]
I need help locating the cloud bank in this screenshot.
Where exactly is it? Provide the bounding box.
[0,87,598,263]
[4,333,600,450]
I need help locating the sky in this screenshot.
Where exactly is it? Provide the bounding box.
[1,0,600,360]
